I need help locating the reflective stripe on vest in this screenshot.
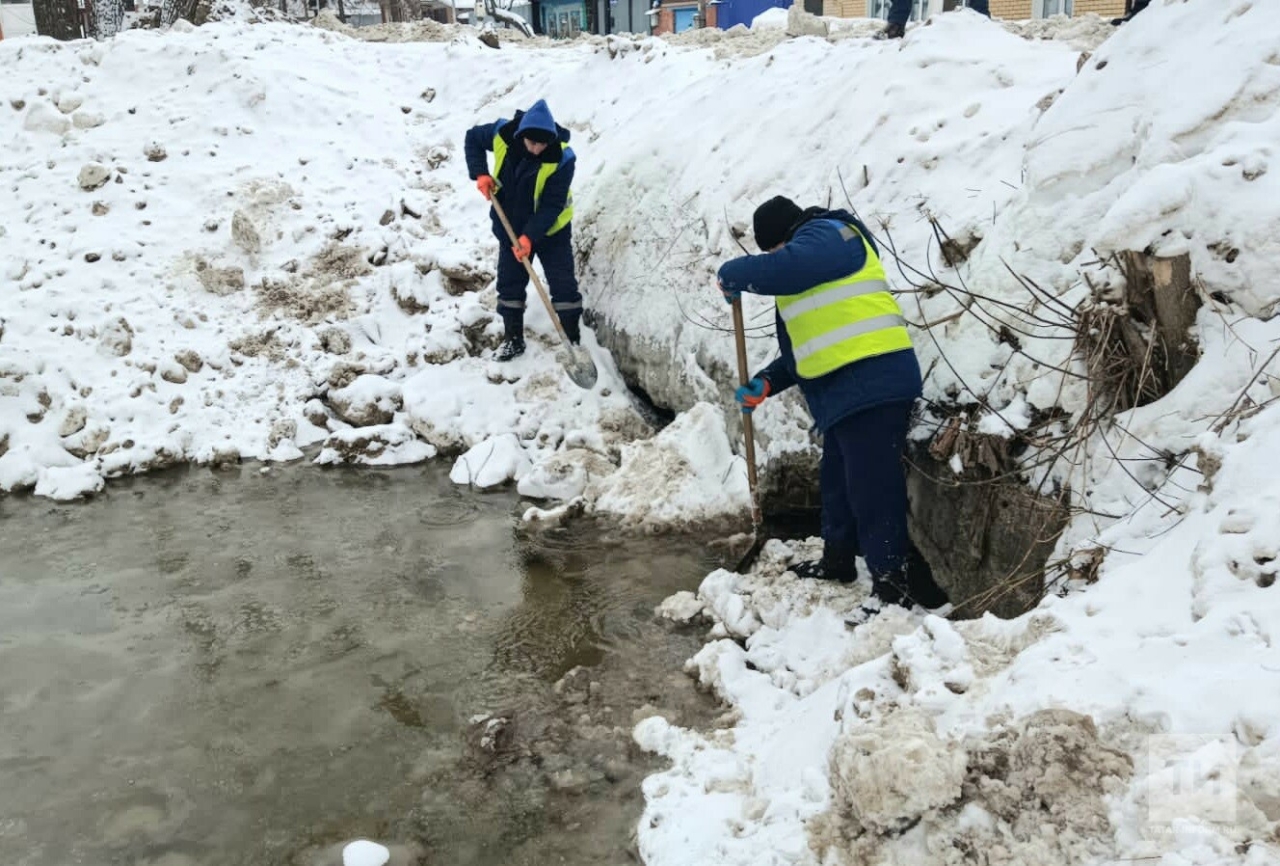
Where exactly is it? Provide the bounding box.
[492,133,574,236]
[775,223,912,379]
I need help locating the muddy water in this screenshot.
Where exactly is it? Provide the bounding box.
[0,463,721,866]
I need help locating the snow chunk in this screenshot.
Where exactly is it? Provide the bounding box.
[785,4,828,39]
[96,317,133,357]
[341,839,390,866]
[56,93,85,114]
[403,365,521,454]
[751,7,786,29]
[655,590,706,624]
[327,375,402,427]
[24,102,71,135]
[73,111,106,130]
[450,436,532,489]
[517,447,616,500]
[826,709,966,832]
[78,163,111,192]
[34,463,105,501]
[697,568,763,639]
[589,403,749,531]
[315,424,435,466]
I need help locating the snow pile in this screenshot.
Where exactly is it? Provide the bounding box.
[584,0,1277,514]
[750,7,788,29]
[640,394,1280,864]
[816,708,1135,864]
[628,3,1280,864]
[204,0,294,24]
[1002,12,1116,51]
[589,401,751,531]
[0,2,1149,512]
[0,19,731,519]
[580,12,1088,458]
[310,9,479,44]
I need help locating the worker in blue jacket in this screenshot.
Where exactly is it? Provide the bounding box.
[464,99,582,362]
[718,196,948,617]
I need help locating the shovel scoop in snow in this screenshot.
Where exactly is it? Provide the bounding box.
[490,197,599,391]
[555,342,599,390]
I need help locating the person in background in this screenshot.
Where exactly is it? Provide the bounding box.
[877,0,990,40]
[464,99,582,362]
[717,196,949,621]
[1112,0,1149,26]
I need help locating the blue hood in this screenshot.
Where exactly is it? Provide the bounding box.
[515,99,569,143]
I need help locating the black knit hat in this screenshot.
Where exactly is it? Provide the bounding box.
[753,196,803,251]
[521,127,556,145]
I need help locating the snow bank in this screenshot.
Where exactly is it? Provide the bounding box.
[641,393,1280,864]
[750,7,787,29]
[1002,12,1116,51]
[0,19,742,522]
[580,12,1087,457]
[630,3,1280,865]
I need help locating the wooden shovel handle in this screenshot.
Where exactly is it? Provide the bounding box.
[731,297,762,528]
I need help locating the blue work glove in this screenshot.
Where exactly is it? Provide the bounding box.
[718,279,740,305]
[735,376,771,414]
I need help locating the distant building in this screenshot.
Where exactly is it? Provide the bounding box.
[0,0,39,38]
[649,0,718,34]
[706,0,780,30]
[582,0,653,35]
[539,0,586,36]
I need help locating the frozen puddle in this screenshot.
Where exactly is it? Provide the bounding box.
[0,462,718,866]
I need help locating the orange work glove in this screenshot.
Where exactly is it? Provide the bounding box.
[735,376,771,414]
[476,175,496,200]
[512,235,532,261]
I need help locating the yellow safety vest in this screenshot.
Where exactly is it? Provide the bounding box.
[492,133,574,237]
[775,222,912,379]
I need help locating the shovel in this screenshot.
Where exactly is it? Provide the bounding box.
[488,196,598,390]
[730,296,765,573]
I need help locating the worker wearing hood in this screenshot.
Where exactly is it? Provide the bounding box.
[465,99,582,362]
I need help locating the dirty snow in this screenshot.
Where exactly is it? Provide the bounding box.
[639,393,1280,864]
[589,402,751,531]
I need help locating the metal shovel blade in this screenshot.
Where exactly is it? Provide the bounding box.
[560,344,599,389]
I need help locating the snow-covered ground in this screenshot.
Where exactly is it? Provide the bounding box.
[0,13,758,524]
[3,0,1279,864]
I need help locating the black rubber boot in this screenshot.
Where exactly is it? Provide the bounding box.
[875,21,905,39]
[496,336,526,362]
[843,567,909,629]
[497,312,525,362]
[871,564,910,608]
[905,546,949,609]
[791,559,857,584]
